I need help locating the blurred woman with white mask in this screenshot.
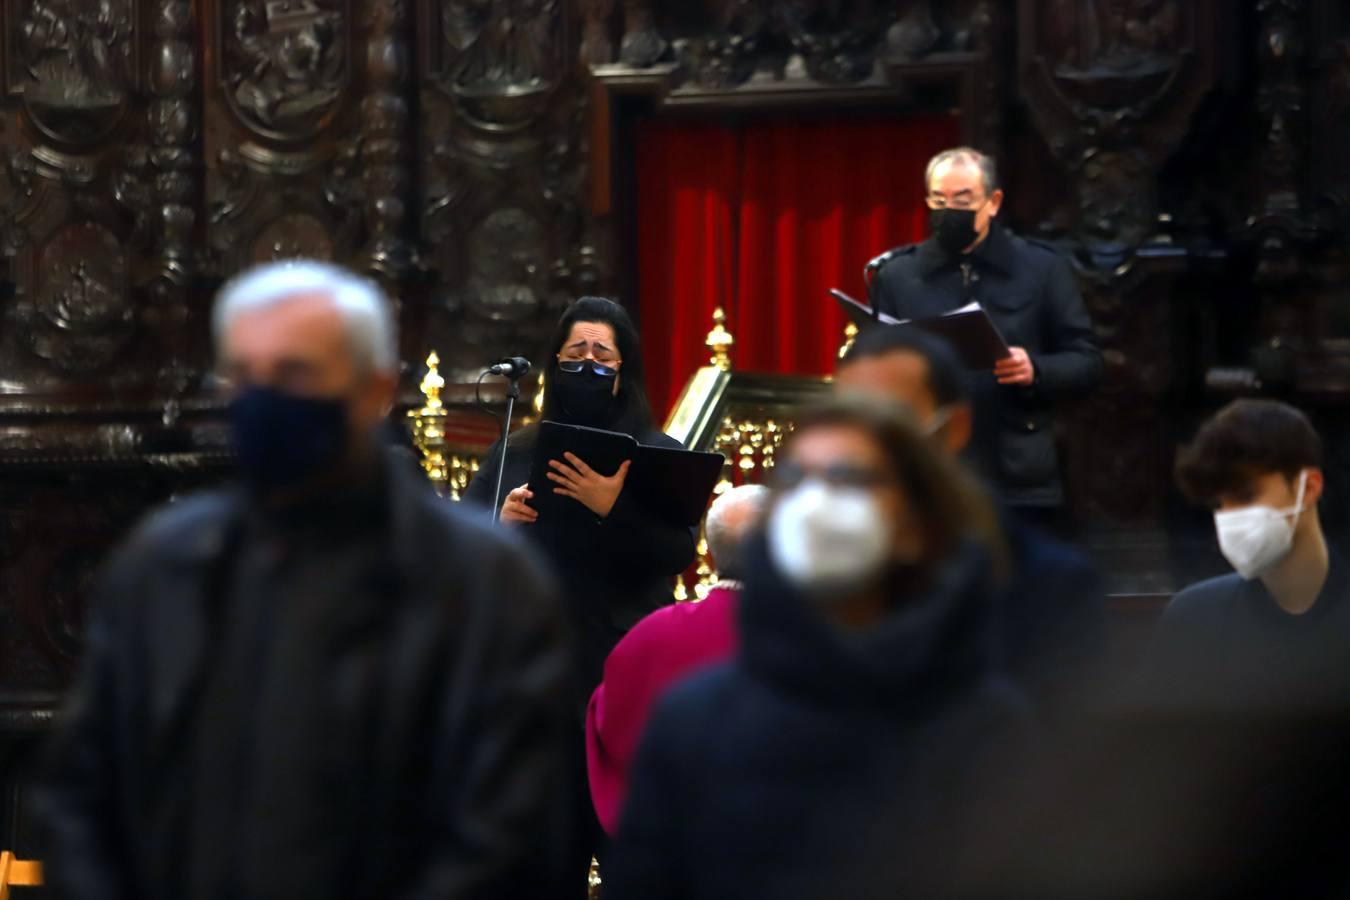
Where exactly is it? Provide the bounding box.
[606,394,1027,900]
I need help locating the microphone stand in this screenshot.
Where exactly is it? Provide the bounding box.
[864,264,880,323]
[489,370,526,524]
[864,249,897,323]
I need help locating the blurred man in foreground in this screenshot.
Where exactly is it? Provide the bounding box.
[837,325,1104,711]
[587,484,767,838]
[40,260,574,900]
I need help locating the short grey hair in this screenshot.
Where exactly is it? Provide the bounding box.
[213,259,399,375]
[705,484,769,580]
[924,147,999,196]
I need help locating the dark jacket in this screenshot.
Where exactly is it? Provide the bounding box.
[38,449,574,900]
[1140,545,1350,712]
[605,536,1028,900]
[871,224,1103,507]
[464,428,697,693]
[999,508,1106,710]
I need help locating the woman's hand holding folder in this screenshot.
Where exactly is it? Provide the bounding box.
[501,483,539,524]
[548,452,632,518]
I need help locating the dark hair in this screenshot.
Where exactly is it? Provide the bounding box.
[839,326,971,408]
[1175,399,1322,506]
[784,393,1006,579]
[537,296,653,436]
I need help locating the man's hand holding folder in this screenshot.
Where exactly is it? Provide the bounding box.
[831,288,1027,379]
[993,347,1036,386]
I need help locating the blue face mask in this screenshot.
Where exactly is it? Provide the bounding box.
[230,386,350,491]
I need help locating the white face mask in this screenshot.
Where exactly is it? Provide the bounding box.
[767,480,893,594]
[1214,471,1308,581]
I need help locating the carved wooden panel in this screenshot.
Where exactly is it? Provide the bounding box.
[416,0,590,383]
[204,0,361,272]
[0,0,148,397]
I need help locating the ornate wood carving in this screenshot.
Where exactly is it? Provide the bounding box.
[1243,1,1319,339]
[1017,0,1223,535]
[220,0,349,140]
[356,0,417,284]
[1020,0,1215,250]
[888,0,939,60]
[619,0,662,67]
[10,0,137,145]
[0,0,156,401]
[205,0,362,276]
[417,0,580,382]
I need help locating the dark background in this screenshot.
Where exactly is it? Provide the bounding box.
[0,0,1346,870]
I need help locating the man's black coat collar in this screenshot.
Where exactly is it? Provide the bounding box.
[916,221,1016,279]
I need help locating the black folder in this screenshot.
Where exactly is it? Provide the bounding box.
[527,421,726,527]
[832,288,1011,369]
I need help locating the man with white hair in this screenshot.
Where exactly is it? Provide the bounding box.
[586,484,767,838]
[40,260,575,900]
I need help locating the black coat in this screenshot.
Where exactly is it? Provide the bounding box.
[38,449,575,900]
[463,428,697,693]
[605,536,1028,900]
[998,508,1106,710]
[871,224,1103,507]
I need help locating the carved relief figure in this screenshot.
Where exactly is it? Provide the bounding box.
[619,0,666,67]
[25,223,134,371]
[462,208,546,323]
[1054,0,1179,75]
[18,0,131,140]
[444,0,558,92]
[225,0,346,134]
[252,212,335,262]
[774,0,881,83]
[48,261,125,331]
[580,0,615,65]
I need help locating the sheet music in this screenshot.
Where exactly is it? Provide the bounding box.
[830,288,1010,368]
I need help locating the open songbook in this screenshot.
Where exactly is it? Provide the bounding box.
[527,421,726,527]
[832,289,1012,370]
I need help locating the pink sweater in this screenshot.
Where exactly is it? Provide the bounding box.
[585,585,740,835]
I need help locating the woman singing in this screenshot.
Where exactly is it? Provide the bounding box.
[464,296,697,691]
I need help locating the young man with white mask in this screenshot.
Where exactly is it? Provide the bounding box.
[1144,399,1348,710]
[837,325,1105,712]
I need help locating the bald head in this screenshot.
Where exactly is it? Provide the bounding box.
[705,484,769,581]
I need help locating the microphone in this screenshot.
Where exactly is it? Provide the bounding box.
[487,357,531,378]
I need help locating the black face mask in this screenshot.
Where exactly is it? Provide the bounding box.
[929,207,980,257]
[231,386,350,491]
[554,366,618,427]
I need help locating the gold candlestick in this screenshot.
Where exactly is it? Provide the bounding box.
[408,352,452,494]
[706,307,734,371]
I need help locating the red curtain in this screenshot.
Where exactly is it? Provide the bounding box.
[636,115,961,419]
